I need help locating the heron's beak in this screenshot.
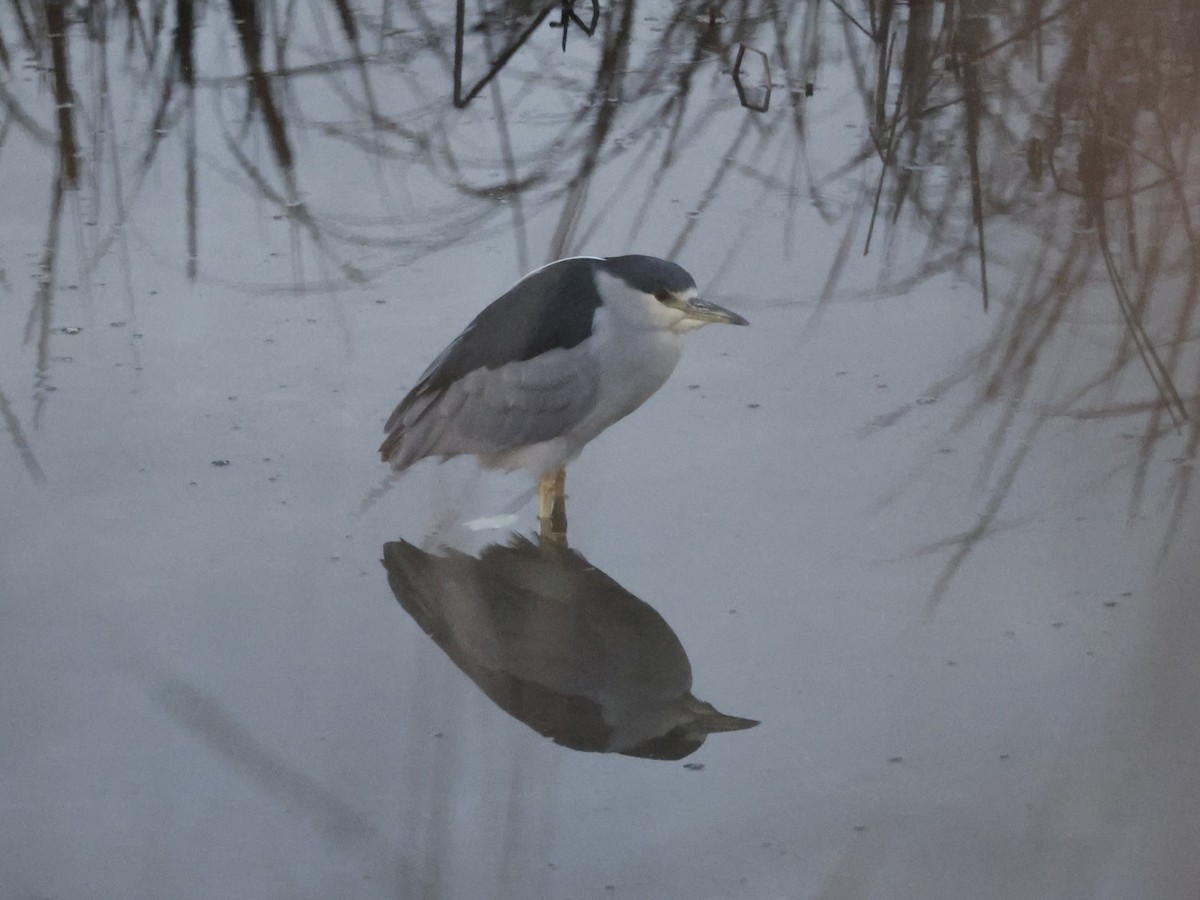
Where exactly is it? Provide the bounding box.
[679,296,749,326]
[683,695,760,733]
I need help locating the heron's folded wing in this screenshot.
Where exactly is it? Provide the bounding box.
[381,348,599,468]
[446,348,600,450]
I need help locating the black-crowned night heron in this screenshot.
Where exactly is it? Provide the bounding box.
[379,255,747,521]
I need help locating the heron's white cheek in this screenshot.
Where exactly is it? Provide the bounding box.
[671,317,709,333]
[593,271,681,330]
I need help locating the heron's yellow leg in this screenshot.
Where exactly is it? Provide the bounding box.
[538,468,566,519]
[538,467,567,537]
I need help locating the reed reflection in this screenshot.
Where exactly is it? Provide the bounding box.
[4,0,1198,593]
[383,534,758,760]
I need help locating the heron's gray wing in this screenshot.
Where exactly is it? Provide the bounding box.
[380,347,599,469]
[394,259,603,417]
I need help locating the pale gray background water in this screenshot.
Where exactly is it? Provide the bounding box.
[2,2,1198,898]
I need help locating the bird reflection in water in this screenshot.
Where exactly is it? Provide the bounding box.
[382,534,758,759]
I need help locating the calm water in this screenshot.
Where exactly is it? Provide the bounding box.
[3,1,1199,898]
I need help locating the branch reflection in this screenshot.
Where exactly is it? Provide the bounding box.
[3,0,1198,592]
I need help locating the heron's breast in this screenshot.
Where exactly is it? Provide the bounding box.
[577,310,684,433]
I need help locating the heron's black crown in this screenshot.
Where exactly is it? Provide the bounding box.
[599,255,697,296]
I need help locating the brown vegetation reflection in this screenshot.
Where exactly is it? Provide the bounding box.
[3,0,1198,593]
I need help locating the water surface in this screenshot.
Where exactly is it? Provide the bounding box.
[3,1,1199,897]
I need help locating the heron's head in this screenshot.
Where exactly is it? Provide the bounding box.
[596,255,749,333]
